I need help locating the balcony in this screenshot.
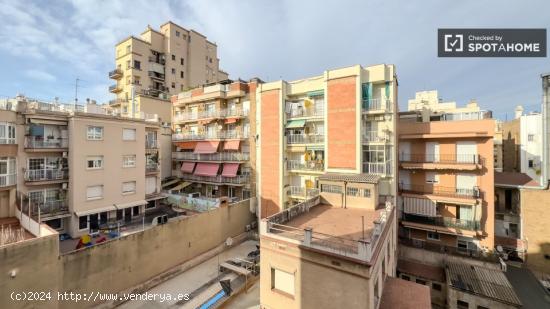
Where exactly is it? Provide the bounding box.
[145,139,158,149]
[109,98,127,106]
[148,71,165,81]
[148,56,165,65]
[173,108,249,123]
[0,173,16,187]
[24,169,68,182]
[287,107,324,119]
[399,183,481,199]
[362,131,390,143]
[400,154,483,170]
[362,161,392,176]
[287,186,320,199]
[25,136,68,149]
[399,236,496,262]
[146,163,159,173]
[402,213,480,231]
[286,160,324,172]
[172,131,247,141]
[172,152,250,162]
[362,98,392,113]
[287,134,324,145]
[179,174,249,185]
[108,68,123,79]
[109,84,123,93]
[36,200,69,218]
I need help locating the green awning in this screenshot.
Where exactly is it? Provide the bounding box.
[307,90,324,97]
[286,119,306,129]
[306,145,324,150]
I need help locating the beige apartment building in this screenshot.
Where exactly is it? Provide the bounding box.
[0,96,162,237]
[398,101,496,253]
[109,21,228,122]
[171,79,260,201]
[257,64,398,218]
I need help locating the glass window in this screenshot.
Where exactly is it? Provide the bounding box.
[123,155,136,168]
[320,184,342,194]
[362,188,371,198]
[122,181,136,194]
[133,60,141,70]
[87,156,103,169]
[79,216,88,230]
[122,128,136,141]
[87,126,103,140]
[132,206,140,216]
[171,55,176,61]
[346,187,359,196]
[427,232,440,241]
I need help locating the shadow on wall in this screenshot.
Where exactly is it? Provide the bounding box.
[526,242,550,276]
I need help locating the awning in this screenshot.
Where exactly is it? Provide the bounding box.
[286,119,306,129]
[224,140,241,151]
[115,200,148,209]
[169,182,191,191]
[307,90,324,97]
[225,118,238,124]
[74,205,116,217]
[146,193,169,201]
[194,141,220,154]
[176,142,196,150]
[181,161,196,173]
[221,163,240,177]
[194,163,220,176]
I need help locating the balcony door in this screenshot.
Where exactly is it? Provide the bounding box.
[456,174,477,196]
[425,142,439,162]
[399,142,410,161]
[456,141,477,163]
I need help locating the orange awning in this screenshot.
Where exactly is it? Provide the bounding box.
[194,141,220,154]
[181,162,196,174]
[221,163,240,177]
[225,118,238,124]
[176,142,196,150]
[224,140,241,151]
[194,163,220,177]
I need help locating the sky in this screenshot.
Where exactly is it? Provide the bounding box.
[0,0,548,120]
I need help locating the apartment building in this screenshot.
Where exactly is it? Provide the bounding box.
[257,64,398,218]
[0,100,17,217]
[108,21,228,121]
[398,106,495,253]
[171,79,260,201]
[0,96,162,237]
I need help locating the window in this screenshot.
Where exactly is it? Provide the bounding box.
[432,283,442,291]
[172,54,176,61]
[180,71,184,78]
[271,268,295,296]
[132,206,140,216]
[123,155,136,168]
[528,134,534,142]
[457,300,469,309]
[133,60,141,70]
[145,201,156,210]
[528,159,534,168]
[175,30,180,37]
[426,172,439,184]
[401,275,410,281]
[87,156,103,169]
[180,58,184,65]
[416,279,426,285]
[362,188,371,198]
[86,185,103,200]
[171,82,176,89]
[46,218,62,230]
[87,126,103,140]
[79,216,88,230]
[320,184,342,194]
[116,209,123,221]
[427,231,440,241]
[122,181,136,194]
[122,128,136,141]
[0,122,16,144]
[171,68,176,74]
[346,187,359,196]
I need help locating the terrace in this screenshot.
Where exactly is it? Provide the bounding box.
[260,196,395,262]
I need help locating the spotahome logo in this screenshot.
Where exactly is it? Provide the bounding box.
[438,29,546,57]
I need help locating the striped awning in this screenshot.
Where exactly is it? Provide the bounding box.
[176,142,196,150]
[224,140,240,151]
[194,141,220,154]
[194,163,220,177]
[287,119,306,129]
[221,163,240,177]
[181,162,196,174]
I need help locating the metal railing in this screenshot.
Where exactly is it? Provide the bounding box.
[36,200,69,217]
[24,169,68,182]
[399,183,481,199]
[288,186,320,198]
[401,213,480,230]
[108,68,123,78]
[145,139,158,149]
[287,107,324,119]
[0,99,18,111]
[363,131,390,143]
[179,174,249,184]
[25,136,68,148]
[173,108,249,122]
[172,152,250,161]
[0,174,16,187]
[362,98,392,112]
[287,134,324,144]
[172,131,247,141]
[399,236,497,262]
[0,137,16,144]
[441,111,492,121]
[286,160,324,172]
[399,153,483,165]
[362,161,392,176]
[146,164,159,173]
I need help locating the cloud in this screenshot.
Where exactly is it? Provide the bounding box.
[25,69,56,82]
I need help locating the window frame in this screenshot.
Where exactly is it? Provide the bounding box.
[86,156,104,170]
[87,126,103,140]
[86,185,104,201]
[122,128,137,141]
[427,231,440,241]
[122,155,137,168]
[122,181,137,195]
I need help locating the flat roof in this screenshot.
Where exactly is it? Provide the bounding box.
[397,259,445,282]
[379,277,431,309]
[495,171,540,187]
[284,204,383,241]
[446,262,522,306]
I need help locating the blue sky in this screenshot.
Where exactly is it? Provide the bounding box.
[0,0,548,119]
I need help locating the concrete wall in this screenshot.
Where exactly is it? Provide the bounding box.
[1,199,254,309]
[520,188,550,274]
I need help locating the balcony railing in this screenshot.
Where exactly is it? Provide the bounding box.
[108,69,123,79]
[402,213,480,231]
[362,161,392,176]
[287,134,324,144]
[399,153,483,165]
[287,107,324,119]
[174,108,249,122]
[36,200,69,217]
[441,111,492,121]
[362,98,392,112]
[399,183,481,199]
[0,174,16,187]
[24,169,68,182]
[146,164,159,173]
[25,136,68,149]
[287,160,324,172]
[288,186,320,199]
[173,152,250,161]
[172,131,247,141]
[109,85,122,93]
[363,131,390,143]
[399,236,497,262]
[148,71,165,80]
[148,56,165,65]
[179,174,249,184]
[145,140,158,149]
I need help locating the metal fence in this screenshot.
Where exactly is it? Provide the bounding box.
[399,183,481,199]
[399,153,483,165]
[24,169,69,182]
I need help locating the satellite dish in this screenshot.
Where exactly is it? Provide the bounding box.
[225,237,233,246]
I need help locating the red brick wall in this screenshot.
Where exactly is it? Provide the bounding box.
[327,76,357,170]
[260,89,281,218]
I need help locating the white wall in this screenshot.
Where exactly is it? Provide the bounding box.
[520,114,542,182]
